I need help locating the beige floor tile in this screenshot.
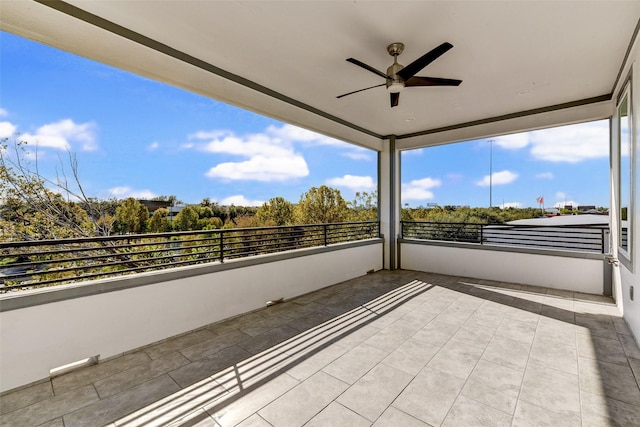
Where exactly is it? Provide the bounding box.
[519,362,581,417]
[321,343,388,385]
[167,409,220,426]
[580,389,640,427]
[95,351,189,398]
[450,324,494,350]
[169,345,253,388]
[529,336,578,375]
[381,337,440,376]
[512,400,581,427]
[0,385,98,427]
[442,395,512,427]
[258,371,348,427]
[0,381,53,415]
[337,364,413,421]
[180,329,253,361]
[481,336,531,371]
[64,376,180,427]
[576,333,629,366]
[578,356,640,405]
[427,339,485,380]
[494,317,538,344]
[460,359,523,414]
[284,342,349,381]
[51,352,150,395]
[392,367,465,426]
[363,323,416,353]
[411,320,460,347]
[209,373,299,427]
[305,402,371,427]
[234,414,271,427]
[144,329,217,360]
[535,317,576,344]
[115,377,225,427]
[372,406,430,427]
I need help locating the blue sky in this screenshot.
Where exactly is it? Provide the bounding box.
[1,32,609,209]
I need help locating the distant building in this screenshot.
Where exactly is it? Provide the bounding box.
[138,200,172,216]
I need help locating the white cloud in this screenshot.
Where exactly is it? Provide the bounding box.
[0,121,17,138]
[326,175,375,191]
[486,120,608,163]
[0,108,8,117]
[555,191,567,200]
[148,141,160,151]
[493,133,529,149]
[205,155,308,181]
[109,186,156,199]
[528,121,608,162]
[536,172,554,179]
[220,195,264,207]
[501,202,522,209]
[402,177,442,201]
[190,126,310,182]
[342,151,372,160]
[22,119,98,151]
[476,170,518,187]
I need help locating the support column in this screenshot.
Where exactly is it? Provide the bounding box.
[379,135,401,270]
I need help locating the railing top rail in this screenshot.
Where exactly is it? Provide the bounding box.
[402,220,609,229]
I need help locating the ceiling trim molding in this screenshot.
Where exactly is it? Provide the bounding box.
[392,94,612,140]
[35,0,383,140]
[612,17,640,95]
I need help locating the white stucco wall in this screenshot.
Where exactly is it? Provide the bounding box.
[0,242,382,393]
[401,243,604,294]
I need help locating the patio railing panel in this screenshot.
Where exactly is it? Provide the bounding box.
[0,221,379,292]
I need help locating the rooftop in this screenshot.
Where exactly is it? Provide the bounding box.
[1,270,639,426]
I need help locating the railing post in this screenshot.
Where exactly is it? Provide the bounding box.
[480,225,484,245]
[219,232,224,263]
[601,228,605,254]
[323,224,328,246]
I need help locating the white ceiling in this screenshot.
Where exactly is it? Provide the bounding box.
[2,1,639,151]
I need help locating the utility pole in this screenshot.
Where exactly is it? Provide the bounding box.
[489,139,493,208]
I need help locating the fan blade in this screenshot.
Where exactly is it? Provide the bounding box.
[336,83,386,99]
[346,58,389,79]
[405,76,462,87]
[390,92,400,107]
[397,42,453,81]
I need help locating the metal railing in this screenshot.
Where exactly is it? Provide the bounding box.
[0,221,379,292]
[401,221,609,254]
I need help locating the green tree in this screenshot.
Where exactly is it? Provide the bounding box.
[173,206,199,231]
[113,198,149,234]
[148,207,171,233]
[295,185,348,224]
[256,197,295,226]
[1,137,112,239]
[347,191,377,221]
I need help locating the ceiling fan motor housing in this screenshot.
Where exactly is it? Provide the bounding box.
[386,42,405,91]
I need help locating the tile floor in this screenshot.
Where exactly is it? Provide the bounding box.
[1,270,640,426]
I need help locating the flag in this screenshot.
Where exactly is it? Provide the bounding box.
[536,196,544,205]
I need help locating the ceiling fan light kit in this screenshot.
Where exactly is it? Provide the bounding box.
[338,42,462,107]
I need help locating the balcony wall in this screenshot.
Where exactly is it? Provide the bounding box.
[400,240,606,295]
[0,240,382,393]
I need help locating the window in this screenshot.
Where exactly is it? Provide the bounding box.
[617,84,633,262]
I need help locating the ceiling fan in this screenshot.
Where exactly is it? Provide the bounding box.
[337,42,462,107]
